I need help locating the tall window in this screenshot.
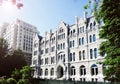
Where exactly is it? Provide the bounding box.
[63,54,65,62]
[61,43,62,49]
[73,40,74,47]
[45,48,49,53]
[89,35,92,43]
[94,48,97,58]
[45,68,48,76]
[70,53,72,61]
[63,43,65,49]
[90,23,92,30]
[69,41,72,48]
[71,31,72,36]
[93,21,96,27]
[45,58,48,64]
[73,29,75,34]
[79,38,81,45]
[51,68,54,76]
[71,66,76,76]
[83,50,85,60]
[79,51,82,60]
[58,55,60,61]
[73,52,75,61]
[80,65,86,75]
[82,37,84,45]
[93,34,96,42]
[58,44,60,50]
[102,64,106,73]
[91,64,98,75]
[40,69,43,76]
[90,49,93,59]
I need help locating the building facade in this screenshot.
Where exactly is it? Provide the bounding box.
[0,19,38,65]
[31,14,105,82]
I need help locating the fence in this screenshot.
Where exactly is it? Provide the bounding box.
[36,79,120,84]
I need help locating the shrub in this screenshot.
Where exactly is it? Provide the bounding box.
[17,79,29,84]
[7,78,17,84]
[0,78,7,84]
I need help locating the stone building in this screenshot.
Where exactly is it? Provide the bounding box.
[31,13,105,82]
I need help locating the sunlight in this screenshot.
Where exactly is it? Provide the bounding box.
[2,1,15,13]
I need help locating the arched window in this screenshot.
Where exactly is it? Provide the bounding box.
[70,53,72,61]
[71,66,76,76]
[45,68,48,76]
[89,35,92,43]
[50,68,54,76]
[91,64,98,75]
[80,65,86,75]
[94,48,97,58]
[79,51,82,60]
[83,50,85,60]
[79,38,81,45]
[73,52,75,61]
[90,49,93,59]
[40,69,43,76]
[82,37,84,45]
[93,34,96,42]
[90,23,92,30]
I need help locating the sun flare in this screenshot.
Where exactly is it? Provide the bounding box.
[2,1,14,12]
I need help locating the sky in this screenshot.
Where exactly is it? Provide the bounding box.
[0,0,89,36]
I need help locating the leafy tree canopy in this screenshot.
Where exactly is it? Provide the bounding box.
[85,0,120,82]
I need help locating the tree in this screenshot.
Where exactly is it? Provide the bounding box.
[0,38,27,77]
[85,0,120,82]
[0,38,9,76]
[4,49,27,76]
[99,0,120,82]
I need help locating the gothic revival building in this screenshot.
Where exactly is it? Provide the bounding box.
[31,13,105,82]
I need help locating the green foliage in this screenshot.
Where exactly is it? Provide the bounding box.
[85,0,120,82]
[0,78,7,84]
[99,0,120,82]
[20,66,32,79]
[11,69,21,81]
[17,79,29,84]
[7,78,17,84]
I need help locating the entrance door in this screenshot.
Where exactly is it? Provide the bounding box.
[57,66,64,78]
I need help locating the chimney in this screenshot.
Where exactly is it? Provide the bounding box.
[84,11,87,20]
[75,16,79,25]
[50,29,52,34]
